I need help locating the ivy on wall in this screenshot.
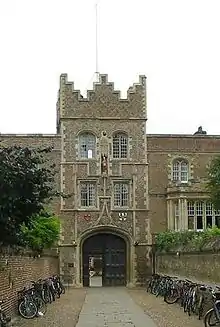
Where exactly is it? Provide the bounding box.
[155,226,220,253]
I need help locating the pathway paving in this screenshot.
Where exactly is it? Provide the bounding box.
[76,287,157,327]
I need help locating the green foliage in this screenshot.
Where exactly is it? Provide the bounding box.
[155,227,220,252]
[207,155,220,210]
[21,210,60,253]
[0,145,59,246]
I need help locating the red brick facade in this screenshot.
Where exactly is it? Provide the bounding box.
[0,255,59,318]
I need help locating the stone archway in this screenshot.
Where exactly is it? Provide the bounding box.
[83,233,126,286]
[77,226,134,287]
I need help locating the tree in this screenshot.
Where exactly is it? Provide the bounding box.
[0,145,58,246]
[21,210,60,253]
[207,155,220,210]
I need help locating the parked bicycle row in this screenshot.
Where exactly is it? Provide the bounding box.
[147,273,220,327]
[18,274,65,319]
[0,274,66,326]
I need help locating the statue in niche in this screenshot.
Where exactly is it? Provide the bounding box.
[100,131,109,174]
[101,154,108,174]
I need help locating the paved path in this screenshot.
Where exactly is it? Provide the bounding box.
[76,287,157,327]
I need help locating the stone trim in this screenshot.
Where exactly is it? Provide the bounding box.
[59,222,65,243]
[0,134,60,137]
[147,134,220,138]
[60,122,66,210]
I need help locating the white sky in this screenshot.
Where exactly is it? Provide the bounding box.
[0,0,219,135]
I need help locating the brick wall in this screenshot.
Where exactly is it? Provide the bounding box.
[0,254,59,318]
[156,252,220,283]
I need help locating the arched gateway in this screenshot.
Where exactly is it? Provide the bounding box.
[81,230,129,287]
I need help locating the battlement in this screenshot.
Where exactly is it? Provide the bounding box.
[59,73,146,102]
[58,73,147,120]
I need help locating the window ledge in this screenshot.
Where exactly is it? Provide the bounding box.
[78,208,98,211]
[171,181,190,186]
[76,158,97,162]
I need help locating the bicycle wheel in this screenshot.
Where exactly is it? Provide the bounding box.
[197,296,204,320]
[164,287,179,304]
[33,296,47,315]
[18,300,38,319]
[60,283,65,294]
[204,308,220,327]
[187,298,193,316]
[183,297,188,312]
[43,288,52,304]
[54,288,61,299]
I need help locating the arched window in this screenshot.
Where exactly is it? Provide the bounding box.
[113,133,128,159]
[79,132,96,159]
[172,159,189,182]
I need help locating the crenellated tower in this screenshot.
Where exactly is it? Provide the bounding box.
[57,73,150,287]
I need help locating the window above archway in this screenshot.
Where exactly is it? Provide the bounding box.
[80,181,96,207]
[112,133,128,159]
[79,132,96,159]
[172,159,189,183]
[113,182,129,207]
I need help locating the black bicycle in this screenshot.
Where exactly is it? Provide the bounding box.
[204,287,220,327]
[18,287,38,319]
[0,299,11,327]
[18,285,47,319]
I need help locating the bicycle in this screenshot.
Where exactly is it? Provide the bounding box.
[195,285,213,320]
[18,285,47,319]
[48,275,65,301]
[52,275,65,296]
[56,275,65,295]
[41,278,53,304]
[183,280,200,316]
[0,299,11,327]
[204,286,220,327]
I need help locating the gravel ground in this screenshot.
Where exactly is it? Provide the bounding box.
[128,289,204,327]
[11,286,209,327]
[13,288,86,327]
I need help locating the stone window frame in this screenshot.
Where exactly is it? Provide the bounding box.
[187,200,220,231]
[167,154,194,185]
[112,131,129,160]
[77,131,97,160]
[111,179,131,209]
[172,158,189,183]
[78,180,98,209]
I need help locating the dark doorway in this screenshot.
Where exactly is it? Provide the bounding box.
[82,233,126,287]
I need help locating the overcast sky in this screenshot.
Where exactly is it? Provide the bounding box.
[0,0,219,135]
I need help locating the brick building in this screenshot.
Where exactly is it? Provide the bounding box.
[1,73,220,287]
